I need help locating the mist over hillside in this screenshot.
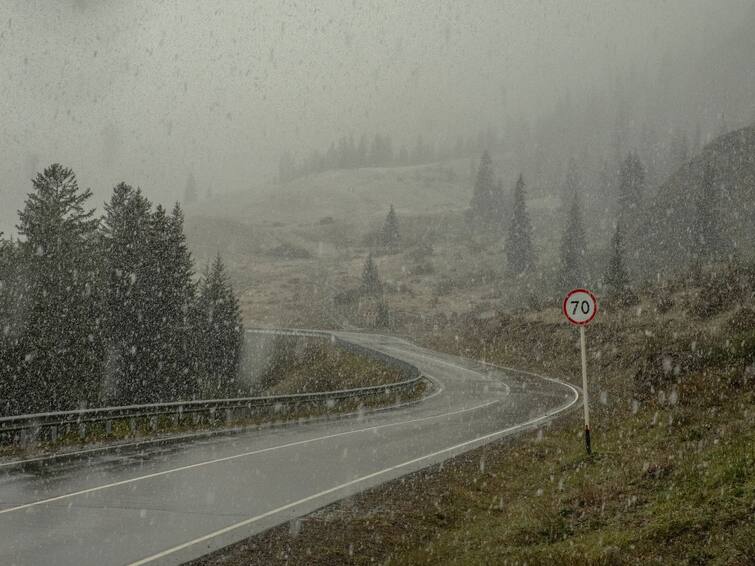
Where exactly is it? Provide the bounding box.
[2,1,754,235]
[637,123,755,274]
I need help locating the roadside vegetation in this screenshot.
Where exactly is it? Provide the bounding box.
[257,336,408,394]
[193,266,754,565]
[0,335,424,462]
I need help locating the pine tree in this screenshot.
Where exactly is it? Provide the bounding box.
[470,151,503,224]
[153,203,197,400]
[617,152,645,228]
[101,183,157,404]
[194,255,243,398]
[381,204,400,250]
[15,164,105,412]
[360,253,382,296]
[506,174,534,275]
[559,192,587,291]
[604,222,629,296]
[0,235,26,415]
[563,158,581,205]
[184,173,197,204]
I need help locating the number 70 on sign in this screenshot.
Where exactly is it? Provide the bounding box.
[562,288,598,455]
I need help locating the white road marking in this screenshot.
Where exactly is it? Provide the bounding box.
[0,397,497,516]
[127,386,579,565]
[379,345,512,395]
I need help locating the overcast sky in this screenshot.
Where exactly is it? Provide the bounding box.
[1,0,752,232]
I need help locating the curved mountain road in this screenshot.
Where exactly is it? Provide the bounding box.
[0,331,578,565]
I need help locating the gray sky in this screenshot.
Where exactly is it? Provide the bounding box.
[1,0,752,231]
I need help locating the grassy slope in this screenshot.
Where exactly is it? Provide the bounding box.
[193,273,754,565]
[184,159,564,329]
[186,161,472,227]
[257,337,406,394]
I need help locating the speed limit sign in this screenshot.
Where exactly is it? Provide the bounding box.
[563,288,598,455]
[563,288,598,326]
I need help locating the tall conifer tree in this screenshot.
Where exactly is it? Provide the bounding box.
[559,192,587,291]
[506,174,534,275]
[16,164,105,412]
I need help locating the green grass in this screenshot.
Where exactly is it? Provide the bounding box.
[192,278,754,566]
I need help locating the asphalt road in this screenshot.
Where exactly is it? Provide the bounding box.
[0,332,578,566]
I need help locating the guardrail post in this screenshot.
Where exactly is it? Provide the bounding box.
[79,422,86,440]
[225,408,232,424]
[130,418,136,435]
[105,420,112,436]
[50,425,58,443]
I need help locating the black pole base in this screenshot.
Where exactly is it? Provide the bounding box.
[584,426,592,455]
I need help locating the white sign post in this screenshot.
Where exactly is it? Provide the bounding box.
[562,288,598,455]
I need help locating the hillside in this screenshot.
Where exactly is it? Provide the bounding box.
[637,124,755,274]
[185,161,472,226]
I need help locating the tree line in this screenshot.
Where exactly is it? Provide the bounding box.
[278,127,504,183]
[0,164,243,416]
[469,148,730,301]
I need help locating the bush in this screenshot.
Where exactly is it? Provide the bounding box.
[633,349,702,397]
[632,332,705,397]
[689,273,741,318]
[728,307,755,334]
[654,289,675,314]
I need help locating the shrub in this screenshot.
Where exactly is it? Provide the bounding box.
[689,273,741,318]
[727,306,755,334]
[654,289,675,314]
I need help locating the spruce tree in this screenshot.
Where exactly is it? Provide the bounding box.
[470,151,503,224]
[604,222,629,296]
[559,192,587,291]
[381,204,400,250]
[0,235,26,414]
[470,151,494,219]
[563,158,581,205]
[194,255,243,398]
[15,164,105,412]
[360,253,382,296]
[617,152,645,228]
[155,204,197,400]
[101,183,155,404]
[505,174,534,275]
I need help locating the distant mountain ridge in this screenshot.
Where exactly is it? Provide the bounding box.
[635,123,755,275]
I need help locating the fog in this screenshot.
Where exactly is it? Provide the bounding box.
[1,0,754,233]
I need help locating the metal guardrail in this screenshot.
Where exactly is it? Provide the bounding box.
[0,330,426,445]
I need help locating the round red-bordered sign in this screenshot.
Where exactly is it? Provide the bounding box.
[562,288,598,326]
